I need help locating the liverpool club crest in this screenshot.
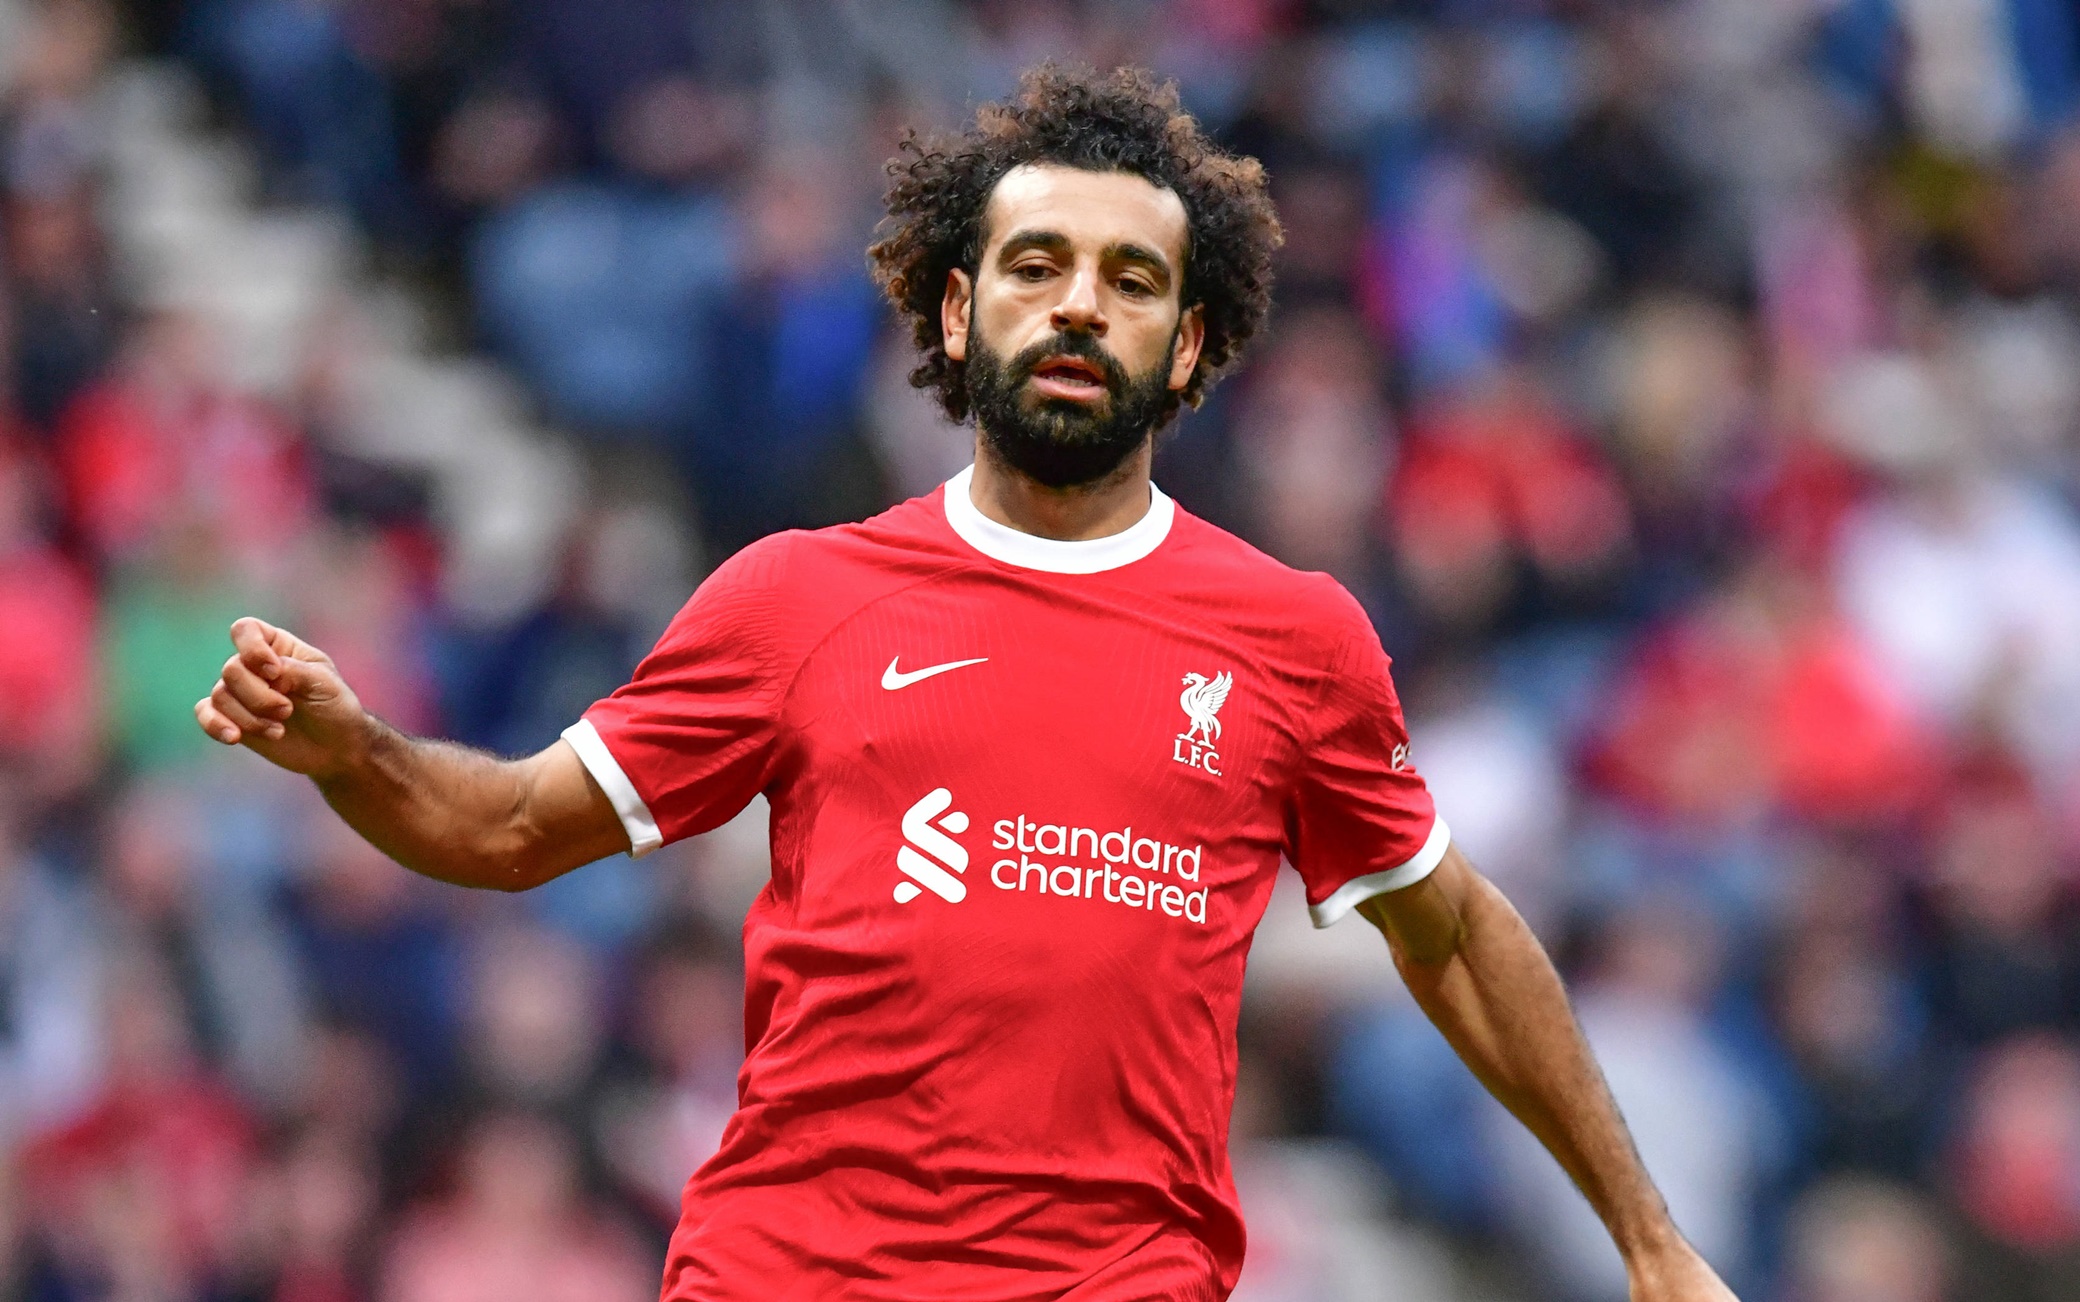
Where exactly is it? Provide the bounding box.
[1173,671,1232,776]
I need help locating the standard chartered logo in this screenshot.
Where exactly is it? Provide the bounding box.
[891,788,1212,925]
[986,815,1209,924]
[893,787,971,904]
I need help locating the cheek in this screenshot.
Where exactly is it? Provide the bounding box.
[1124,318,1184,378]
[974,285,1048,346]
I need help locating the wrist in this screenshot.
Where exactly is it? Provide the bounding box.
[1615,1215,1687,1269]
[313,710,384,785]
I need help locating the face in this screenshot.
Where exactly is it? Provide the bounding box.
[943,164,1205,488]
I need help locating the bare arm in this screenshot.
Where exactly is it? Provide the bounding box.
[1358,844,1739,1302]
[196,618,629,890]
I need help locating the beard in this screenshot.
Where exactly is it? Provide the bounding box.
[965,317,1177,490]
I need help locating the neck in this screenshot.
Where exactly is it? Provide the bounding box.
[967,437,1155,541]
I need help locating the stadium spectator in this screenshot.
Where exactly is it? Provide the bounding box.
[378,1111,653,1302]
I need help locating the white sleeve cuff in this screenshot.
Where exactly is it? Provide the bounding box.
[561,719,663,858]
[1307,817,1452,928]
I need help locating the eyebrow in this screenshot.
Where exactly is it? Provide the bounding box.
[995,229,1175,289]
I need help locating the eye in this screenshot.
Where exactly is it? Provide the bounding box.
[1117,276,1155,298]
[1013,263,1053,282]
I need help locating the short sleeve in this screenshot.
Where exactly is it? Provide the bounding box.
[563,537,793,856]
[1286,587,1449,927]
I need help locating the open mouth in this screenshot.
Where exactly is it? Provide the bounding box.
[1028,355,1109,401]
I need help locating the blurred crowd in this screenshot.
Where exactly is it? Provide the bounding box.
[6,1,2080,1300]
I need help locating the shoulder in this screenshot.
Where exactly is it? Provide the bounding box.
[1162,507,1375,648]
[701,528,801,593]
[702,491,957,597]
[1164,507,1337,592]
[664,491,963,664]
[796,489,963,566]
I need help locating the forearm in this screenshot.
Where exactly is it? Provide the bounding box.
[1370,864,1677,1260]
[312,715,559,890]
[201,617,631,891]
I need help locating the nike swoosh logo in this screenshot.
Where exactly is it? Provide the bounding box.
[882,656,989,690]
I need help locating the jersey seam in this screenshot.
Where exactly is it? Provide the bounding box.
[713,529,804,804]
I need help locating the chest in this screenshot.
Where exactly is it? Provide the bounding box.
[778,582,1298,809]
[751,575,1311,959]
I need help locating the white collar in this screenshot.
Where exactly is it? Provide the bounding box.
[941,465,1175,574]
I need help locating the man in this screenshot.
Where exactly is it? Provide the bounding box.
[198,66,1738,1302]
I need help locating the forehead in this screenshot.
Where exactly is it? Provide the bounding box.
[979,163,1189,266]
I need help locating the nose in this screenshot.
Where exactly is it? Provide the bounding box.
[1049,265,1107,337]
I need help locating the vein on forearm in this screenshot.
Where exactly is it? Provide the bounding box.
[314,716,540,889]
[1392,874,1672,1257]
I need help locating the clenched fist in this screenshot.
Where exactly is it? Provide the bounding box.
[194,618,369,778]
[192,617,625,887]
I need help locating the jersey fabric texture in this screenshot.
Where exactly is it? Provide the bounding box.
[566,468,1448,1302]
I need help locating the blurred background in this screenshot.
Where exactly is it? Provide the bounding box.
[3,0,2080,1299]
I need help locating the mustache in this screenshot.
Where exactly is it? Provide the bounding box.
[1008,332,1127,393]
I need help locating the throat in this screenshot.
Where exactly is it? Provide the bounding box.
[967,442,1155,541]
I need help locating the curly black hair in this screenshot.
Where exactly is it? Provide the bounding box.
[869,64,1283,428]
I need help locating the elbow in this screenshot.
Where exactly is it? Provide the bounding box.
[489,839,555,892]
[484,772,561,891]
[405,849,544,893]
[448,825,554,893]
[489,867,541,894]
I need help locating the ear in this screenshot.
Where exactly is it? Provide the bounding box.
[942,268,974,364]
[1167,303,1206,393]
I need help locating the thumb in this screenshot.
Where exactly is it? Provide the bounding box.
[271,652,339,701]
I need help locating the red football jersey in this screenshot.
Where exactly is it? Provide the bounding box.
[565,469,1447,1302]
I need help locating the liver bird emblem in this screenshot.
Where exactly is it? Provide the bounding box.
[1179,671,1233,746]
